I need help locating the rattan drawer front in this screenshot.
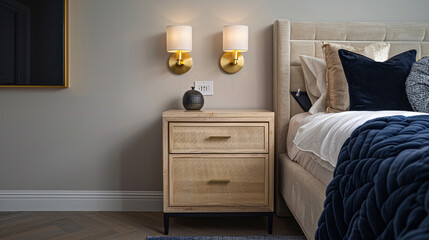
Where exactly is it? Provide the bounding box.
[169,123,268,153]
[169,154,268,207]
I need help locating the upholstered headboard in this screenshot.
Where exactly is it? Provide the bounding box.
[273,20,429,156]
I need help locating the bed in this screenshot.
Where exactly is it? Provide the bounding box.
[272,20,429,240]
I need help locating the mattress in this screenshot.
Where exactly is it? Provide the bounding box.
[286,113,333,186]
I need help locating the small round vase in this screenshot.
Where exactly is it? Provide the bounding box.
[182,87,204,110]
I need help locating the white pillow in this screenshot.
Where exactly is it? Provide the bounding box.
[300,55,327,114]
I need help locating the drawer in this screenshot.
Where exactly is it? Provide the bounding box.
[169,154,268,207]
[169,122,268,153]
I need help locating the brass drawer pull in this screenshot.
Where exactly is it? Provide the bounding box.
[208,136,231,139]
[208,179,231,184]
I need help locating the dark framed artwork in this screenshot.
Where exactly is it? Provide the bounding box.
[0,0,69,87]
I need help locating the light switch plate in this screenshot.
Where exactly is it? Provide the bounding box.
[194,81,214,96]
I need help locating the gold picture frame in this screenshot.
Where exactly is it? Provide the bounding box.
[0,0,69,88]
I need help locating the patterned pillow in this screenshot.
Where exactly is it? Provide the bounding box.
[406,57,429,113]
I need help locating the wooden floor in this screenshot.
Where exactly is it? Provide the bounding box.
[0,212,304,239]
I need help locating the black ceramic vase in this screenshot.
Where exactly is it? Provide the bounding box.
[182,87,204,110]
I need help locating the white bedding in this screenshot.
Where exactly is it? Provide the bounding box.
[287,113,334,185]
[293,111,428,168]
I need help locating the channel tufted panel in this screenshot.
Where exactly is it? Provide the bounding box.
[315,23,347,41]
[385,23,426,41]
[346,23,387,41]
[290,22,316,40]
[290,22,429,41]
[422,43,429,57]
[389,43,422,58]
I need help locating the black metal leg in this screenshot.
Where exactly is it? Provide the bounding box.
[267,212,273,234]
[164,213,169,235]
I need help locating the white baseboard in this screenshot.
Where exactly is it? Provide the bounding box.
[0,190,163,211]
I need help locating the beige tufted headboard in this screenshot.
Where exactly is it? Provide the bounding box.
[273,20,429,157]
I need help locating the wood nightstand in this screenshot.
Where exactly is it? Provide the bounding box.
[162,109,275,234]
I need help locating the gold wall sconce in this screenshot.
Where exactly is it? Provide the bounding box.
[220,25,248,74]
[166,25,193,74]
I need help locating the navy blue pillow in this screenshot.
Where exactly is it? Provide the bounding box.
[339,49,416,111]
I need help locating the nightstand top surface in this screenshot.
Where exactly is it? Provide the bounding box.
[163,109,274,118]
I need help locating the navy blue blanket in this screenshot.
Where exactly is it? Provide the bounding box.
[316,115,429,240]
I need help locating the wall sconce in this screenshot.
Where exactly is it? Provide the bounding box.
[166,25,192,74]
[220,25,248,74]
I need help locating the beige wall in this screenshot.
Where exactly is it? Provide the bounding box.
[1,0,429,191]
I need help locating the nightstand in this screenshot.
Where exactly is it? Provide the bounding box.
[162,109,275,234]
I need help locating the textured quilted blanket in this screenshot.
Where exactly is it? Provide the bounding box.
[316,115,429,240]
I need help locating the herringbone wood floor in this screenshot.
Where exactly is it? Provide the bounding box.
[0,212,303,239]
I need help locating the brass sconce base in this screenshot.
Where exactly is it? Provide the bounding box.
[220,52,244,74]
[169,52,192,74]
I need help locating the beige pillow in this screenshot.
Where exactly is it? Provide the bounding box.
[322,42,390,113]
[300,56,327,114]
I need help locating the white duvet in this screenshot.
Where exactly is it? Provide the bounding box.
[293,111,428,168]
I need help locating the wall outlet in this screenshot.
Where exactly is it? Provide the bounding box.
[194,81,214,96]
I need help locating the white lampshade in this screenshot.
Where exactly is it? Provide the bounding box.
[223,25,248,52]
[166,25,192,53]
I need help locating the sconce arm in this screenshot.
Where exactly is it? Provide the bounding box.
[231,50,238,65]
[176,50,183,66]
